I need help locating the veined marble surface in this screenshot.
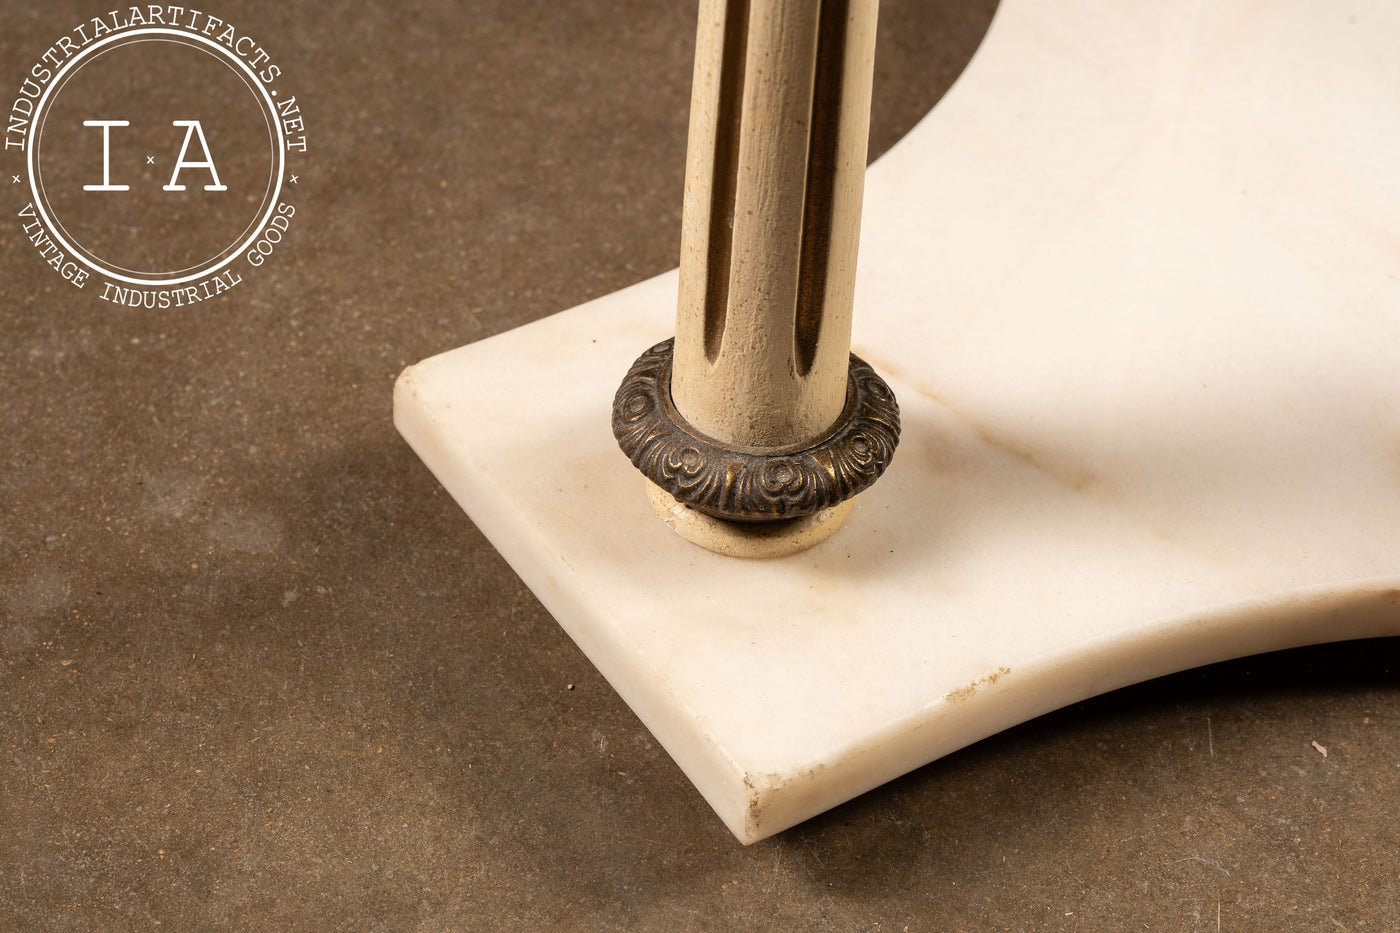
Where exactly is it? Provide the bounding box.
[396,0,1400,842]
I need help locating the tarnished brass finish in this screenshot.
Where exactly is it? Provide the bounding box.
[612,339,900,522]
[611,0,895,549]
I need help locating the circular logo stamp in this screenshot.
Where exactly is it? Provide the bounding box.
[6,9,306,306]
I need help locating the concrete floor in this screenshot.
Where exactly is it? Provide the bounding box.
[2,1,1397,929]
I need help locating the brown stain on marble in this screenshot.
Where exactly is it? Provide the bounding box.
[964,421,1099,493]
[855,352,1100,494]
[945,666,1012,703]
[743,765,827,843]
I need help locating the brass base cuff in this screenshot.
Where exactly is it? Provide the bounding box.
[612,338,900,522]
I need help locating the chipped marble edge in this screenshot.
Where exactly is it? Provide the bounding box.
[735,582,1400,842]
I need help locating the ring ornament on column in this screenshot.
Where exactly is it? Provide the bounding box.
[612,338,901,522]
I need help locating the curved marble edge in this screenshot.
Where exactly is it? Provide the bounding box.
[747,582,1400,841]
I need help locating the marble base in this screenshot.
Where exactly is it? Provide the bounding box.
[394,0,1400,842]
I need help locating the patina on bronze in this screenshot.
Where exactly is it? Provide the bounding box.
[611,0,896,550]
[612,338,900,522]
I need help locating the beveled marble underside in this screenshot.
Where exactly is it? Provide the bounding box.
[395,0,1400,842]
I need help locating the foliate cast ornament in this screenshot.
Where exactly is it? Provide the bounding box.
[612,339,900,521]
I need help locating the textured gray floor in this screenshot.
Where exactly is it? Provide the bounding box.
[3,2,1397,929]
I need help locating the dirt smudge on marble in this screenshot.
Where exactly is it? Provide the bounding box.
[944,666,1012,703]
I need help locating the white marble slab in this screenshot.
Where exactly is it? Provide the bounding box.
[395,0,1400,842]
